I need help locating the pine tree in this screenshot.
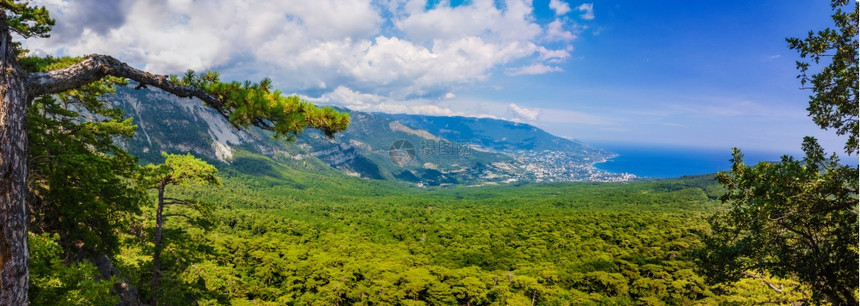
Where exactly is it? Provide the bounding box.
[0,2,349,303]
[140,152,220,305]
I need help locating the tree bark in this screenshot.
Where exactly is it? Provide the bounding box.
[151,182,166,306]
[0,9,30,305]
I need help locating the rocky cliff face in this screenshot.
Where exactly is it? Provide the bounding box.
[113,88,250,162]
[111,86,340,164]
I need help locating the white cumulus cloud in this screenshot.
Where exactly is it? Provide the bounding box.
[307,86,463,117]
[577,3,595,20]
[508,103,541,121]
[25,0,584,118]
[546,19,578,41]
[549,0,571,16]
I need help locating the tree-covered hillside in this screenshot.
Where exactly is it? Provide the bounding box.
[78,151,810,305]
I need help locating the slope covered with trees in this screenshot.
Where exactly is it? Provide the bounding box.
[21,141,816,304]
[104,160,811,305]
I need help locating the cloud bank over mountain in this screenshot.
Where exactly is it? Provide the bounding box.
[28,1,837,153]
[27,0,591,120]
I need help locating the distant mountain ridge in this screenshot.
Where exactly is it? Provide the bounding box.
[381,113,606,156]
[106,85,635,185]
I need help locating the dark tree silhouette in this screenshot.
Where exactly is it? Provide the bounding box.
[699,1,858,304]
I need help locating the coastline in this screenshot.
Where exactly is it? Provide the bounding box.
[589,144,799,179]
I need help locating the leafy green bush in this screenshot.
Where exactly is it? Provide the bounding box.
[28,233,117,306]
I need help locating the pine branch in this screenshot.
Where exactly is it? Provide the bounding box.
[26,55,229,116]
[25,54,349,138]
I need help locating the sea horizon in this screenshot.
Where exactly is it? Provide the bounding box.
[589,142,857,179]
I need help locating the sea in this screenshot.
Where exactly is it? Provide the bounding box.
[590,143,858,179]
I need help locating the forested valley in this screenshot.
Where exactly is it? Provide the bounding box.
[1,0,856,305]
[28,146,811,305]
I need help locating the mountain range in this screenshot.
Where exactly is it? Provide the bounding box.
[107,86,635,186]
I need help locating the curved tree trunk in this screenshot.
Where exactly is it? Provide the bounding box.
[0,9,31,305]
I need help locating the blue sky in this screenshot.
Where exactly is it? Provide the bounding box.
[25,0,851,154]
